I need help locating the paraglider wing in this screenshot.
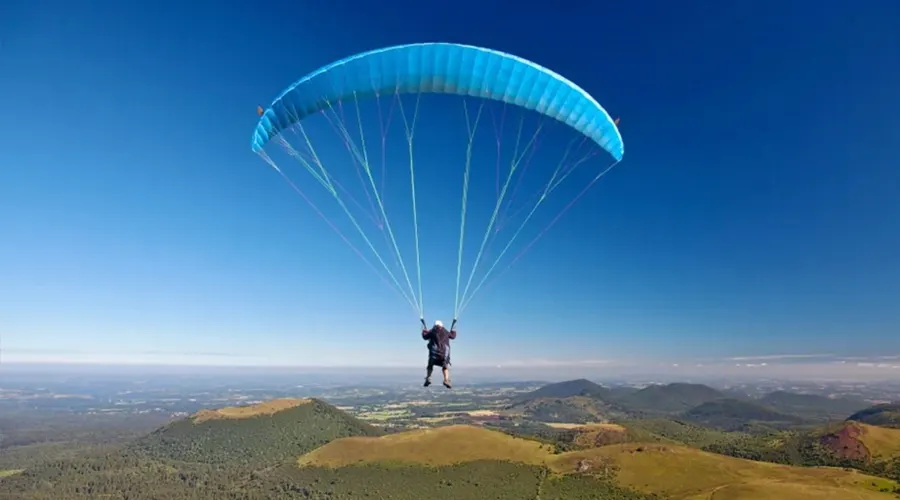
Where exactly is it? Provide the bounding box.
[251,43,623,162]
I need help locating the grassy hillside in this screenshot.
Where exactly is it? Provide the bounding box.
[687,420,900,481]
[682,398,806,432]
[189,398,312,422]
[622,418,809,465]
[569,423,647,448]
[849,404,900,429]
[760,391,870,420]
[301,424,899,499]
[549,422,665,449]
[131,398,382,466]
[478,419,579,449]
[617,383,726,414]
[299,424,552,467]
[482,419,662,453]
[551,443,899,499]
[802,421,900,481]
[855,423,900,459]
[815,421,900,461]
[624,419,745,448]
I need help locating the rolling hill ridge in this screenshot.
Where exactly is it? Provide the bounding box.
[759,391,869,420]
[131,398,383,466]
[616,383,726,414]
[512,378,612,403]
[681,398,806,432]
[849,404,900,429]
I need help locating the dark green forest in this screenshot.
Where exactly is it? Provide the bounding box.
[0,454,659,500]
[131,399,382,466]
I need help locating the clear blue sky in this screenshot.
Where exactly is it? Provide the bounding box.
[2,0,899,371]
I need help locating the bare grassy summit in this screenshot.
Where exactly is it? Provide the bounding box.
[299,424,552,468]
[191,398,312,423]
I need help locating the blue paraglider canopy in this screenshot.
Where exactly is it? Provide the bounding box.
[252,43,623,162]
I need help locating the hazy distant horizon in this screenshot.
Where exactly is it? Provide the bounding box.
[3,353,899,384]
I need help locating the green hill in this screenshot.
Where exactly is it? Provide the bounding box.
[848,404,900,429]
[508,395,631,424]
[131,398,382,466]
[760,391,870,420]
[507,379,633,424]
[608,386,640,399]
[302,425,897,499]
[512,379,611,403]
[617,383,726,414]
[681,398,806,432]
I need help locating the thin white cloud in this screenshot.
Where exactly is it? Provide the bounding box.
[854,362,900,369]
[729,354,833,361]
[1,348,259,358]
[494,358,614,368]
[832,355,900,362]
